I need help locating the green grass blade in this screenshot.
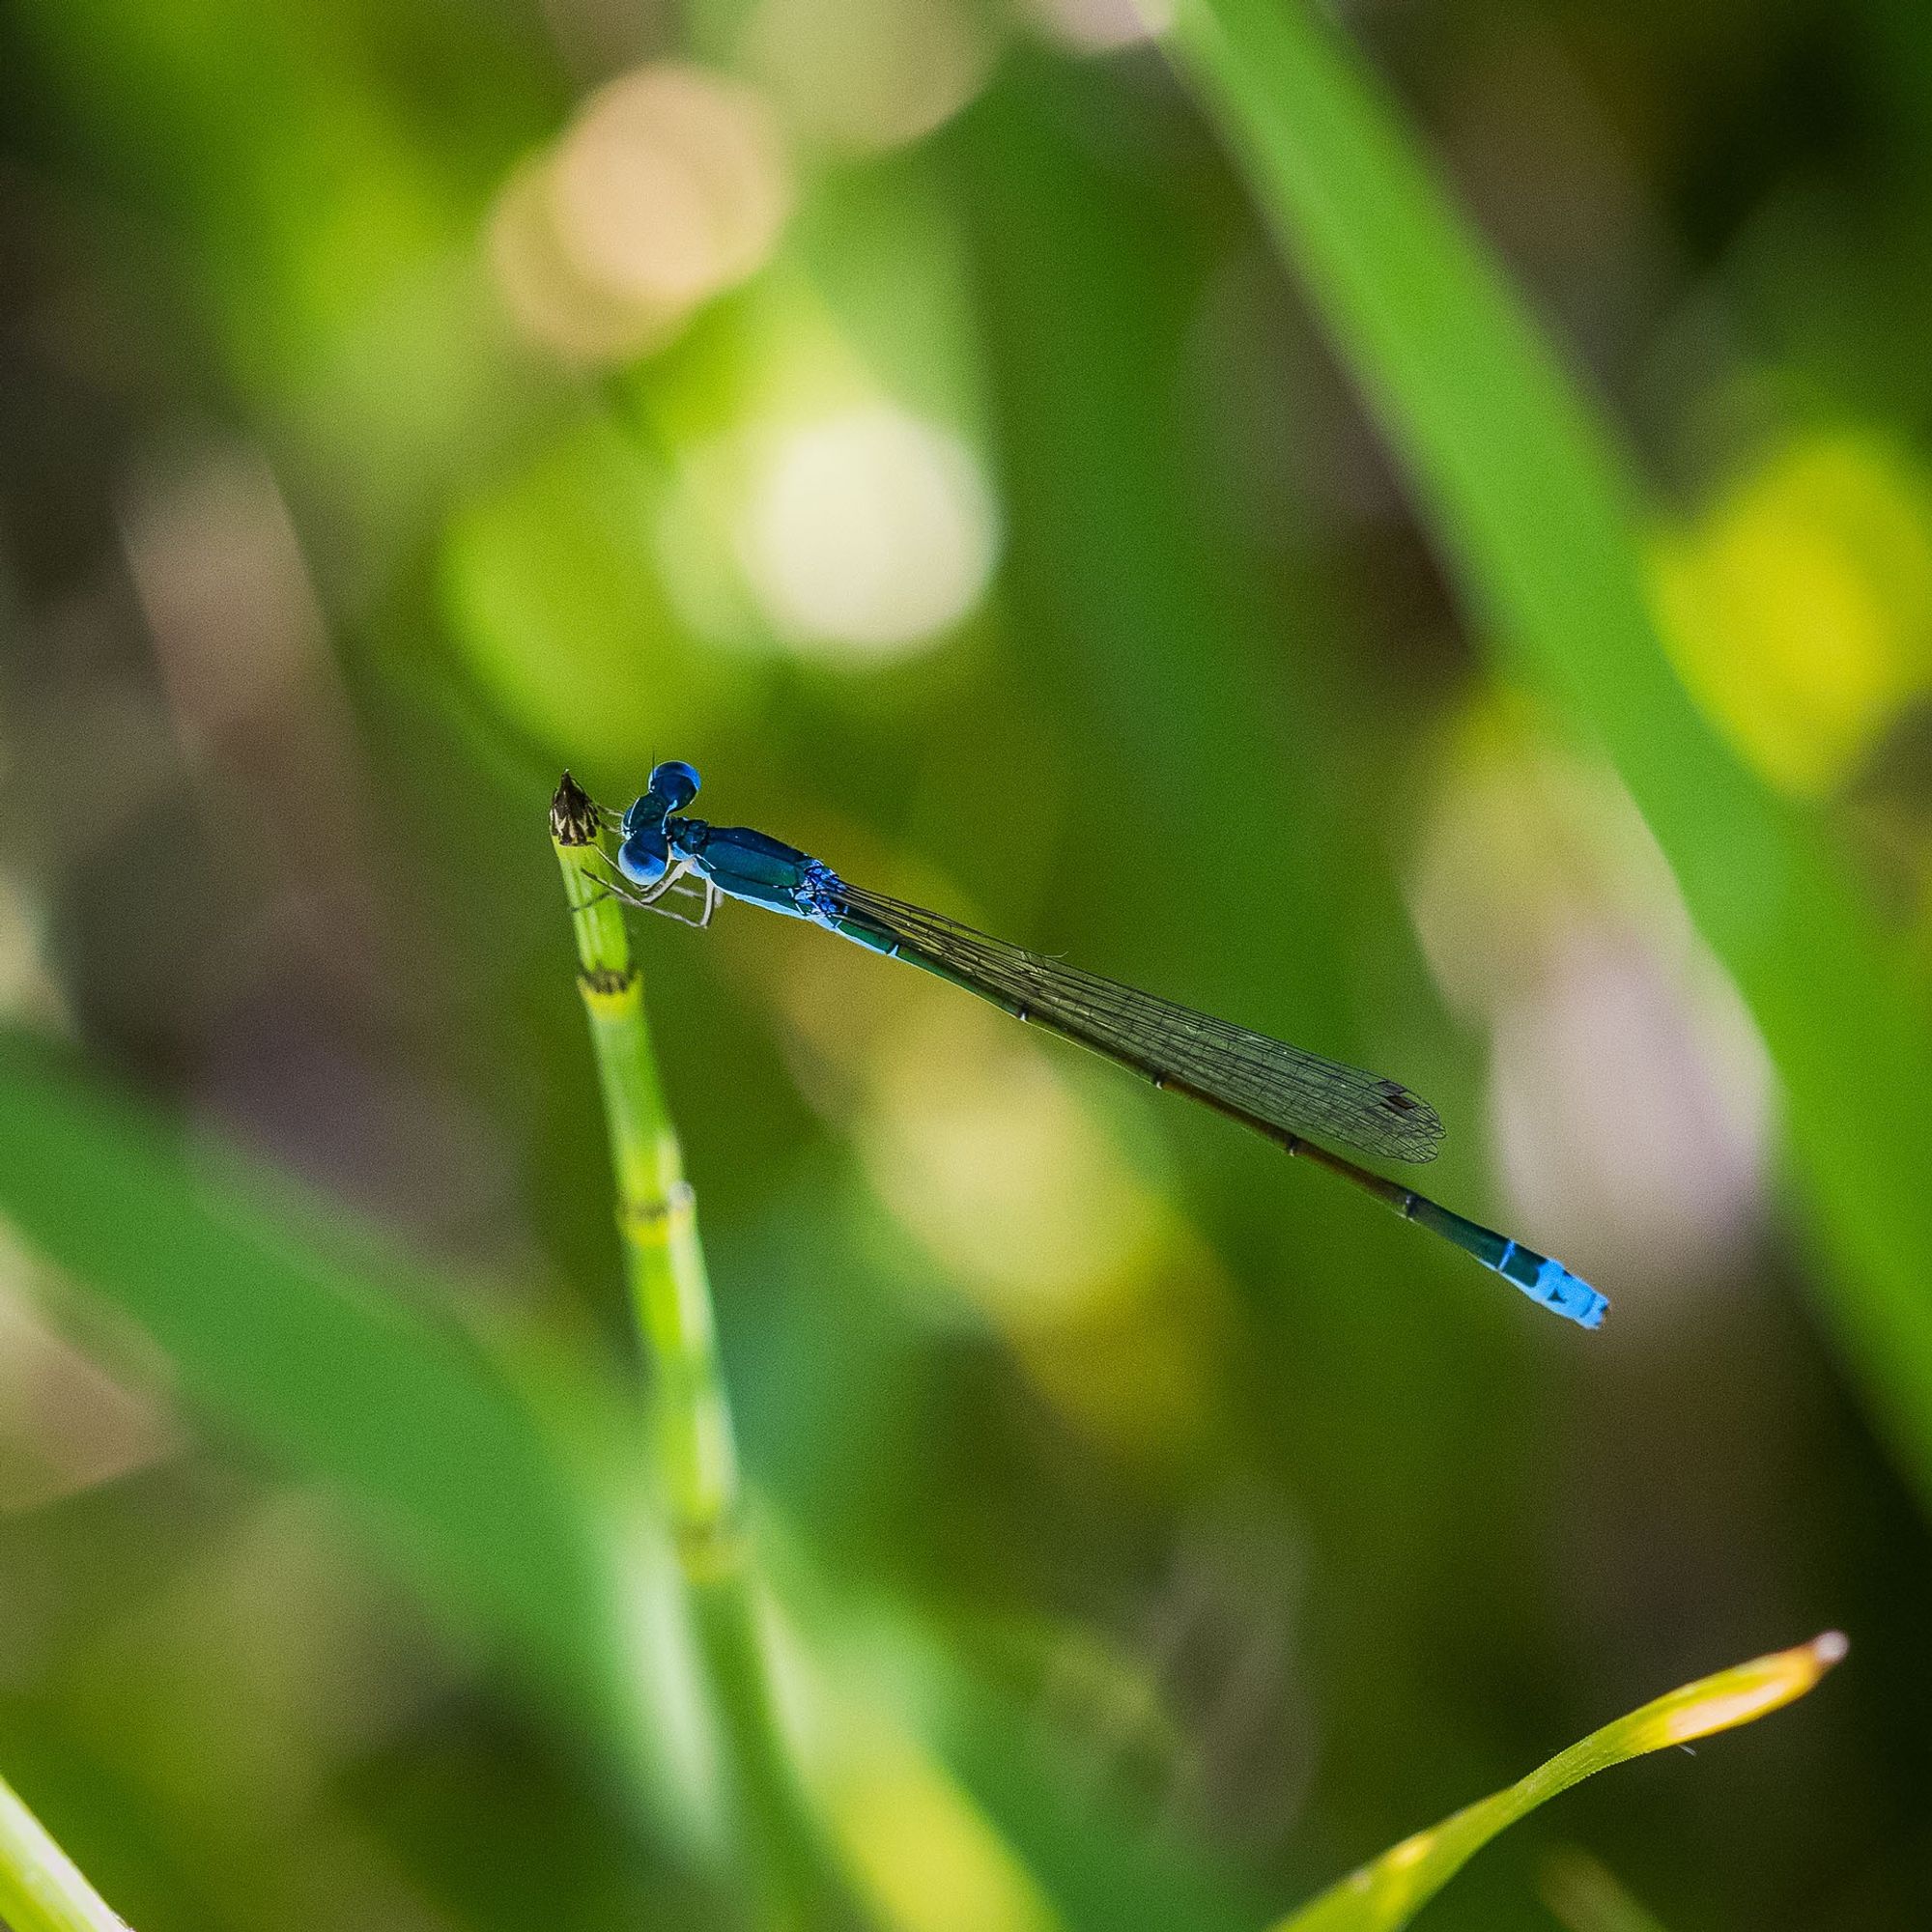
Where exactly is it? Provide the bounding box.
[550,775,871,1931]
[1165,0,1932,1485]
[0,1765,133,1932]
[0,1027,631,1740]
[1275,1634,1844,1931]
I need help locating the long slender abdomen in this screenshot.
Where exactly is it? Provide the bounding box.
[817,902,1607,1330]
[1157,1074,1606,1329]
[1398,1193,1606,1328]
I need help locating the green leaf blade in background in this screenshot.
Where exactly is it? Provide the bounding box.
[1275,1634,1844,1932]
[1165,0,1932,1490]
[0,1028,634,1752]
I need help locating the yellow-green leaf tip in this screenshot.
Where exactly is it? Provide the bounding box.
[1624,1630,1848,1754]
[1273,1632,1847,1932]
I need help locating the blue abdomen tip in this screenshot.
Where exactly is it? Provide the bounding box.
[1533,1256,1608,1330]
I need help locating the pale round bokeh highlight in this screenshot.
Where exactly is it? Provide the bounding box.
[742,0,998,152]
[550,65,791,307]
[1487,923,1774,1292]
[1022,0,1173,55]
[1407,707,1776,1302]
[735,407,999,657]
[487,63,792,363]
[488,155,677,363]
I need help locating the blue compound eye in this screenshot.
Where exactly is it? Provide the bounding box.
[617,827,669,887]
[620,794,661,838]
[647,760,700,810]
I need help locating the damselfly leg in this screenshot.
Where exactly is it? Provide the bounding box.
[575,852,714,926]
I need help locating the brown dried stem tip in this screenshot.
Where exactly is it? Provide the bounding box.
[550,769,601,846]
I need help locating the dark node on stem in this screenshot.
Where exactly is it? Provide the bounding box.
[581,966,634,997]
[552,769,601,846]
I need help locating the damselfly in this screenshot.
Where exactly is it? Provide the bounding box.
[572,762,1606,1329]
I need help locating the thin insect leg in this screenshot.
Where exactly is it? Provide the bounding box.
[563,850,636,910]
[646,885,714,928]
[577,851,668,911]
[639,856,699,906]
[581,849,718,926]
[580,846,674,902]
[587,875,660,912]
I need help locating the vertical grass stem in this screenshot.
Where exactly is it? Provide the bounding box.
[551,772,862,1931]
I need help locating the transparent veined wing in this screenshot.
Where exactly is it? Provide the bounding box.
[826,879,1443,1164]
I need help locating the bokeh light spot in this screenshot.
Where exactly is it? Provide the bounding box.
[743,0,999,154]
[860,1020,1166,1327]
[736,407,998,656]
[553,65,791,307]
[1656,429,1932,796]
[1021,0,1173,54]
[488,153,683,364]
[1409,702,1774,1296]
[488,64,791,364]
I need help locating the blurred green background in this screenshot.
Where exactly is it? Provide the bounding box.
[1,0,1928,1926]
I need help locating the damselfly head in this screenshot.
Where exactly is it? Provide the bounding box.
[648,760,701,810]
[621,761,701,840]
[617,826,671,887]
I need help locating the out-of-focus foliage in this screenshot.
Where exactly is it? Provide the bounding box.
[1539,1849,1672,1932]
[1,0,1928,1926]
[0,1030,635,1735]
[1171,0,1932,1512]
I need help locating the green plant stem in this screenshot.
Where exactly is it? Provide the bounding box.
[0,1769,131,1932]
[550,774,861,1932]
